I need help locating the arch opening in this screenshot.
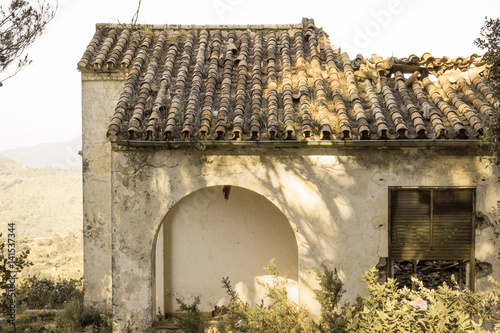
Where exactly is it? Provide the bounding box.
[154,185,299,314]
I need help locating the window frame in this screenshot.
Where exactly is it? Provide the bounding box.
[387,186,476,290]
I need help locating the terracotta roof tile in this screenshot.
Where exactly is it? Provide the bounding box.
[409,77,446,138]
[394,71,427,138]
[364,79,389,139]
[78,29,102,68]
[381,78,409,139]
[94,28,117,70]
[78,19,495,143]
[438,75,483,138]
[423,77,468,139]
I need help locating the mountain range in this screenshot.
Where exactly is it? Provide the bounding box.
[0,136,82,169]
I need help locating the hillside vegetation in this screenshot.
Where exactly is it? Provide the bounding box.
[0,154,82,278]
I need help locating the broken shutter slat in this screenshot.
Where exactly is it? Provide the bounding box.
[390,189,473,261]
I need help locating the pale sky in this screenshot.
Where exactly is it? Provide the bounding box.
[0,0,498,151]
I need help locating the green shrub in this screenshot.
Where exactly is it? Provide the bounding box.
[16,275,83,309]
[328,268,496,332]
[215,260,315,333]
[175,296,211,333]
[313,263,345,332]
[0,302,59,332]
[176,262,500,333]
[0,233,33,315]
[55,298,111,332]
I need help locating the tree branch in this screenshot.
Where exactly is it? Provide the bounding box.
[0,0,56,85]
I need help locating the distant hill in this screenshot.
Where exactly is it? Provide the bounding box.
[0,136,82,169]
[0,154,83,277]
[0,154,82,238]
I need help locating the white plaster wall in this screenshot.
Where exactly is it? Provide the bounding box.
[104,146,500,332]
[160,185,298,313]
[81,73,126,311]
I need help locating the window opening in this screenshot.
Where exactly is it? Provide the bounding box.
[389,188,475,290]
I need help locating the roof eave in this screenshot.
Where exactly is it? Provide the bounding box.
[114,139,485,150]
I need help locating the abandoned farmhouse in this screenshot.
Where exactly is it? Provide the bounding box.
[78,18,500,331]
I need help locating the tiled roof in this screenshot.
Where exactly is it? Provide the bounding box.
[78,18,496,142]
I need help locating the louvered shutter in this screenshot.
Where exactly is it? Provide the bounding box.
[390,189,473,261]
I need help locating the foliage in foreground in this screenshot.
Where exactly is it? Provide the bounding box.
[475,17,500,102]
[16,275,83,309]
[54,298,112,333]
[0,232,33,314]
[475,17,500,167]
[176,296,211,333]
[333,269,489,333]
[176,260,315,333]
[176,262,500,333]
[217,260,315,333]
[0,239,108,332]
[0,298,112,333]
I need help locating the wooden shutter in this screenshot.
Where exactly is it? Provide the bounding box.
[390,189,473,261]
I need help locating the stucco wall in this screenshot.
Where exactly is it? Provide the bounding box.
[105,146,500,331]
[158,185,299,313]
[81,73,126,310]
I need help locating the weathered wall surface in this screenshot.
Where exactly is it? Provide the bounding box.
[106,146,500,332]
[81,73,126,311]
[159,185,299,313]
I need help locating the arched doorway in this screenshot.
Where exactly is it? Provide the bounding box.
[155,186,298,314]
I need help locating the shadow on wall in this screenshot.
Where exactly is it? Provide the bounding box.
[145,146,492,317]
[156,185,299,313]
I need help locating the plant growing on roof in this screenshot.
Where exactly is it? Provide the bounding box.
[0,0,56,86]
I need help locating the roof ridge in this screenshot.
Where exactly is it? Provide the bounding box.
[95,23,304,30]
